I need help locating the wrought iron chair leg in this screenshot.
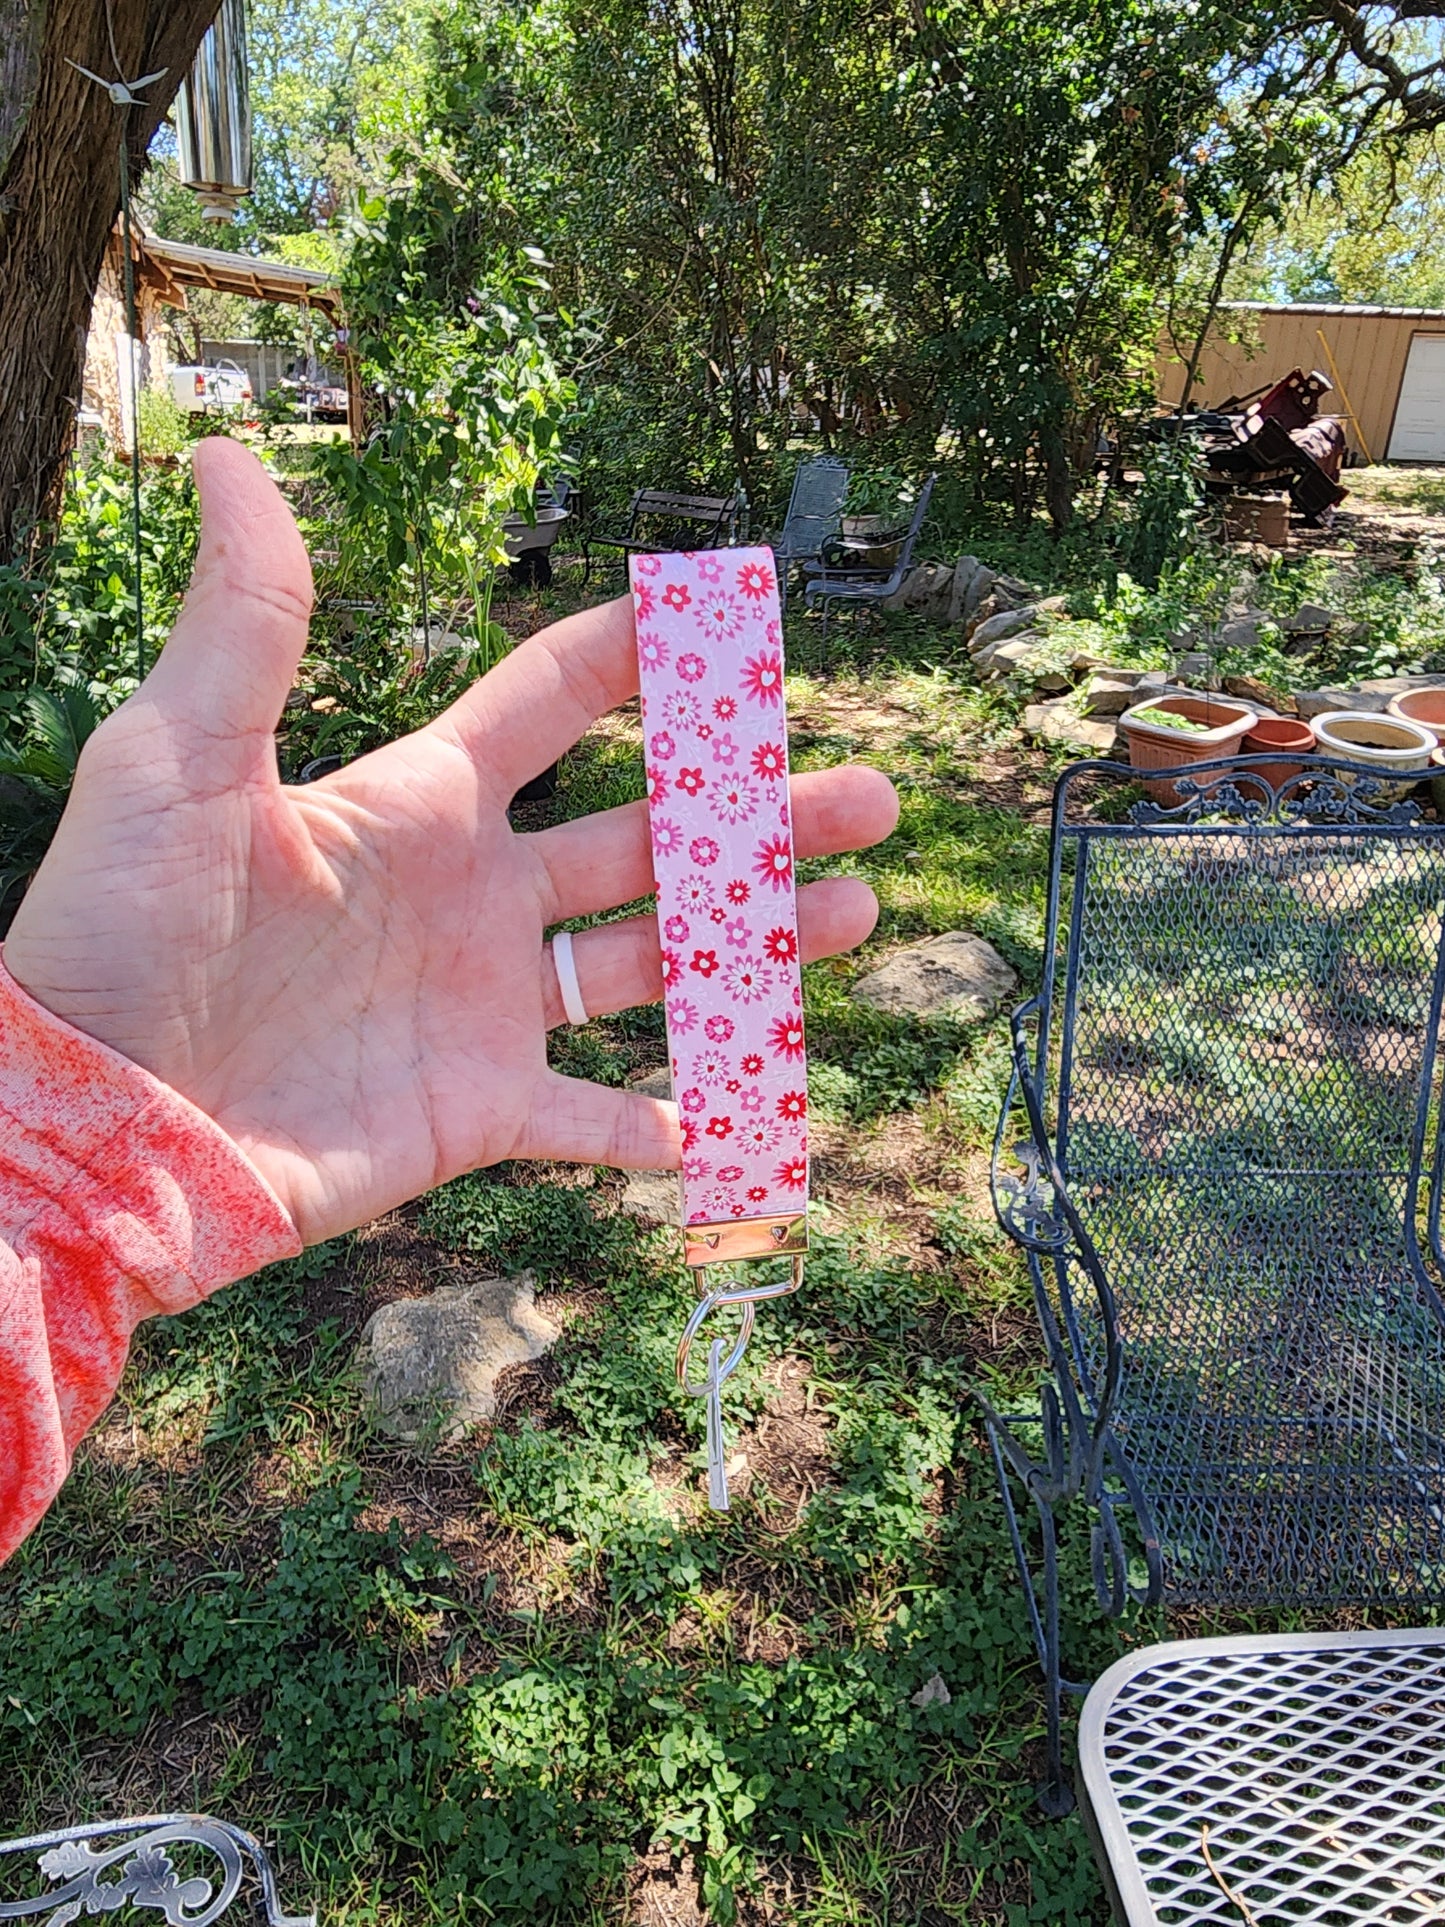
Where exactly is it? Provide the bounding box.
[987,1416,1077,1816]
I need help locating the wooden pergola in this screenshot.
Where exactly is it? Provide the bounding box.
[126,229,364,444]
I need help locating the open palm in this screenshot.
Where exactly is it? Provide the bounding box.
[3,440,897,1245]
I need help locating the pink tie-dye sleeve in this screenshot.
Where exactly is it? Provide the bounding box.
[0,956,301,1563]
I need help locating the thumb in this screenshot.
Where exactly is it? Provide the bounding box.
[142,435,314,739]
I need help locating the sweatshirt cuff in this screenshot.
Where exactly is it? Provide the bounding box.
[0,956,302,1313]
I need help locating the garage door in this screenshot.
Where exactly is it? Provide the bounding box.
[1389,334,1445,461]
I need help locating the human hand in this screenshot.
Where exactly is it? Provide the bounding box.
[4,440,897,1245]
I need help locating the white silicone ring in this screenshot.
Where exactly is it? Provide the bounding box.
[552,929,589,1026]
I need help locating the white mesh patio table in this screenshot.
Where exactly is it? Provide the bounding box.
[1079,1629,1445,1926]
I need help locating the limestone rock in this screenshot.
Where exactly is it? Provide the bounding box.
[946,556,982,626]
[1033,595,1071,618]
[960,566,997,629]
[977,632,1047,678]
[1218,616,1262,652]
[969,608,1038,655]
[357,1271,559,1441]
[1355,673,1445,701]
[1175,651,1216,683]
[994,573,1035,604]
[1081,671,1147,717]
[1224,674,1294,715]
[619,1169,682,1225]
[408,625,470,659]
[1295,687,1373,719]
[1281,602,1337,634]
[911,1672,952,1710]
[903,561,953,613]
[851,931,1017,1022]
[630,1066,674,1098]
[1023,702,1119,756]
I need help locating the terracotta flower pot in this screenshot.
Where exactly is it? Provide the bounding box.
[1241,714,1315,792]
[1387,687,1445,745]
[1118,693,1255,803]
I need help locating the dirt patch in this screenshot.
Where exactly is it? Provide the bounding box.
[745,1354,834,1527]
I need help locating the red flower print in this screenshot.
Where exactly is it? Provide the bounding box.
[679,873,715,913]
[650,730,676,760]
[768,1016,806,1060]
[751,742,785,781]
[662,691,701,731]
[764,926,799,963]
[664,914,690,944]
[766,618,781,647]
[682,1155,710,1182]
[731,1202,747,1217]
[660,949,682,988]
[645,765,665,800]
[737,559,775,600]
[635,583,655,620]
[690,948,720,978]
[754,833,794,891]
[747,1185,768,1203]
[704,1014,735,1042]
[681,1086,706,1112]
[774,1156,808,1191]
[668,997,699,1033]
[713,695,738,721]
[638,631,669,673]
[677,652,707,683]
[662,582,692,612]
[680,1118,699,1152]
[634,553,661,576]
[718,1165,743,1183]
[676,767,705,797]
[741,1053,764,1076]
[741,651,783,706]
[652,817,684,858]
[725,878,752,905]
[710,906,726,924]
[706,1115,734,1141]
[696,721,713,740]
[725,1077,741,1093]
[777,1090,807,1121]
[690,836,719,866]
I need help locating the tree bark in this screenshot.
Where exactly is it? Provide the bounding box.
[0,0,222,552]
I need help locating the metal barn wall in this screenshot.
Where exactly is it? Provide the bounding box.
[1155,306,1445,462]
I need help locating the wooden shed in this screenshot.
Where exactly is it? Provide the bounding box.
[1156,302,1445,464]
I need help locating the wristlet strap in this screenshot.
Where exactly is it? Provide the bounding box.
[630,547,808,1505]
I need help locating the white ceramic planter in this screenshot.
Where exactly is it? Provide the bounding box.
[1312,709,1434,799]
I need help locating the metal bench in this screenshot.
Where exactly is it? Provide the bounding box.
[585,487,738,579]
[0,1816,311,1927]
[983,755,1445,1814]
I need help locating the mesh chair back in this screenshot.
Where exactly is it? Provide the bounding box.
[1042,767,1445,1607]
[775,457,849,561]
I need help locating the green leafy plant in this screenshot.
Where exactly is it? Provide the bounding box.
[1130,704,1209,732]
[0,680,102,913]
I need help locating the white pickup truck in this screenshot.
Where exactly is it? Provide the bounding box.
[167,361,253,414]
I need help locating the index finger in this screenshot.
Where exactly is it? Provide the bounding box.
[426,595,638,801]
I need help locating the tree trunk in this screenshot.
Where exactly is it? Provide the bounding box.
[0,0,222,553]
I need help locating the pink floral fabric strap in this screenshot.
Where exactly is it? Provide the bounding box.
[630,547,808,1267]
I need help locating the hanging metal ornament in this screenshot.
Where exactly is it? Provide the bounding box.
[174,0,253,224]
[69,52,166,681]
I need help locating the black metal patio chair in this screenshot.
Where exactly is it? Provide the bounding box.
[767,455,849,612]
[801,473,935,638]
[983,756,1445,1815]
